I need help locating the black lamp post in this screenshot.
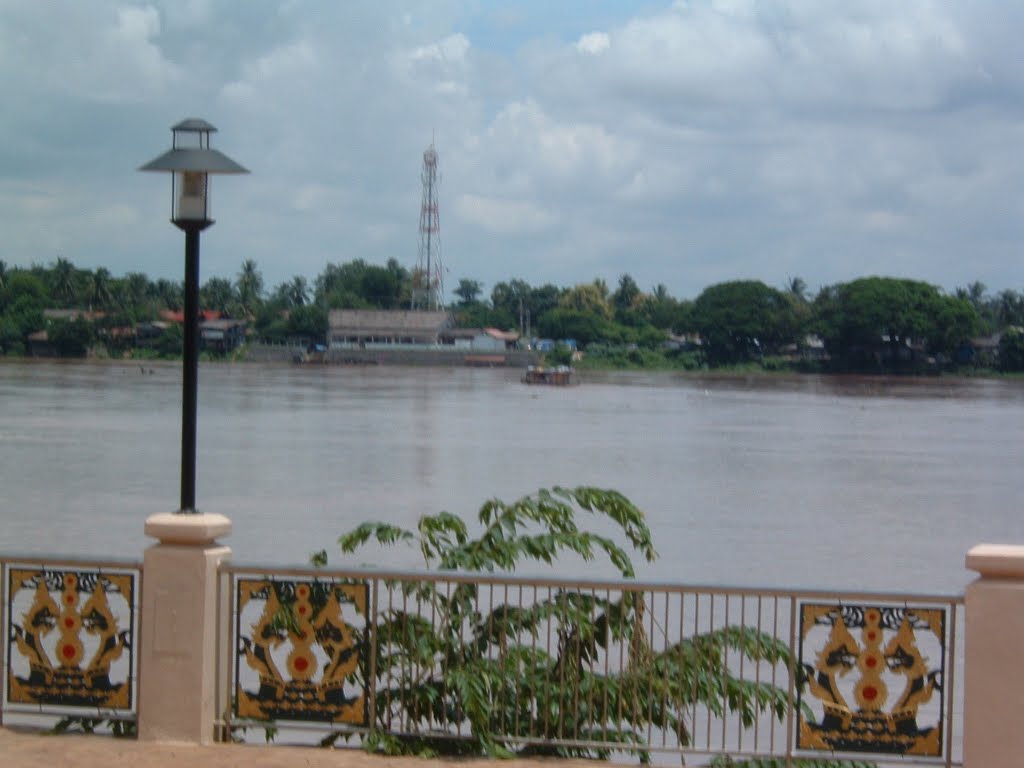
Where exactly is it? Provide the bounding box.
[140,119,248,513]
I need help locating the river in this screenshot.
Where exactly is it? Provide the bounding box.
[1,359,1021,594]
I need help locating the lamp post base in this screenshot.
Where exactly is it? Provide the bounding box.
[138,512,232,744]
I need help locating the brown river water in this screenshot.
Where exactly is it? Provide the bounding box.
[1,359,1021,594]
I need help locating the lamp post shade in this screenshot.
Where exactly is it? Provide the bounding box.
[139,119,248,226]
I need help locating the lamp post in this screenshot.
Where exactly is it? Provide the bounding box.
[140,118,248,513]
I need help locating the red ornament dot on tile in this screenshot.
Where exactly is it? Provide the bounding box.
[863,686,878,700]
[866,656,877,668]
[294,658,309,671]
[62,644,76,659]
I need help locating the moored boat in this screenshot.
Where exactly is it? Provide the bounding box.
[522,365,576,386]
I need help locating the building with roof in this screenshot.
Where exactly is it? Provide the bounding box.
[323,309,533,366]
[328,309,453,348]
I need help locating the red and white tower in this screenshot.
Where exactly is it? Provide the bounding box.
[412,142,443,310]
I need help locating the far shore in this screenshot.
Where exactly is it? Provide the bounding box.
[2,351,1020,384]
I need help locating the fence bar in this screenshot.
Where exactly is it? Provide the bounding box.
[785,595,796,768]
[0,559,6,728]
[944,599,957,768]
[366,577,379,735]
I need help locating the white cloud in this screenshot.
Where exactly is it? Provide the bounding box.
[484,100,637,184]
[576,32,610,55]
[455,193,558,234]
[222,39,318,106]
[411,33,470,63]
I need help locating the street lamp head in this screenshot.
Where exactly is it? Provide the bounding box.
[139,118,248,228]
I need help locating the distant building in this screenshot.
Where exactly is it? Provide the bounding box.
[26,330,56,357]
[43,309,106,322]
[200,319,246,353]
[161,309,223,324]
[328,309,453,348]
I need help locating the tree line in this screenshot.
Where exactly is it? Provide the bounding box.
[2,255,1023,371]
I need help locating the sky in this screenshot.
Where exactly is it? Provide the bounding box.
[2,0,1023,303]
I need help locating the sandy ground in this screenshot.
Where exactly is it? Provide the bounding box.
[0,727,606,768]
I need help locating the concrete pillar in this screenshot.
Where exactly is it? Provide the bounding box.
[137,513,231,744]
[964,543,1024,768]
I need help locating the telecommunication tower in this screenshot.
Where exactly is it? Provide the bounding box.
[412,141,443,310]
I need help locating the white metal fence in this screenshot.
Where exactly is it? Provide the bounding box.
[219,563,963,766]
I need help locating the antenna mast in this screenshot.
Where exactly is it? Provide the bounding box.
[413,140,443,310]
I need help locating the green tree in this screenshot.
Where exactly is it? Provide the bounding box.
[640,284,678,330]
[559,281,612,321]
[999,329,1024,372]
[537,307,609,347]
[201,277,235,315]
[613,274,642,315]
[316,259,403,309]
[454,278,483,306]
[236,259,264,316]
[283,276,309,307]
[287,304,327,340]
[527,283,562,326]
[360,264,402,308]
[1,271,47,310]
[49,317,93,357]
[318,487,794,759]
[154,323,183,357]
[0,272,47,353]
[0,318,22,355]
[490,279,532,330]
[116,272,154,316]
[88,267,114,311]
[50,256,79,306]
[786,276,808,303]
[995,289,1024,328]
[692,280,799,365]
[154,278,183,311]
[813,277,978,371]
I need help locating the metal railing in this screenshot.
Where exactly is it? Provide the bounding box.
[219,563,963,766]
[1,554,142,728]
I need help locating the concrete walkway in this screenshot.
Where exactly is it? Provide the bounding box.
[0,727,602,768]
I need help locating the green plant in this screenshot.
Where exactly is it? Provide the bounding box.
[320,487,798,761]
[50,716,136,738]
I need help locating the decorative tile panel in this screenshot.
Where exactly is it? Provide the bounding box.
[797,603,946,757]
[234,578,368,725]
[6,567,135,712]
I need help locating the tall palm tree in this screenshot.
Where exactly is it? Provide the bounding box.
[155,278,183,311]
[287,276,309,307]
[235,259,264,317]
[90,268,113,311]
[786,276,808,303]
[51,256,78,306]
[201,277,235,316]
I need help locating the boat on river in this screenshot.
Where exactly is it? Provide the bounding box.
[522,365,576,386]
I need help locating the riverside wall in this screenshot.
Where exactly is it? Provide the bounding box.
[246,342,539,367]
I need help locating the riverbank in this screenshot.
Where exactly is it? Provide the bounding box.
[3,350,1017,382]
[0,727,599,768]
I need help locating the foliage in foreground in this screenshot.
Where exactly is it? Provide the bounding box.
[49,716,135,738]
[318,487,820,762]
